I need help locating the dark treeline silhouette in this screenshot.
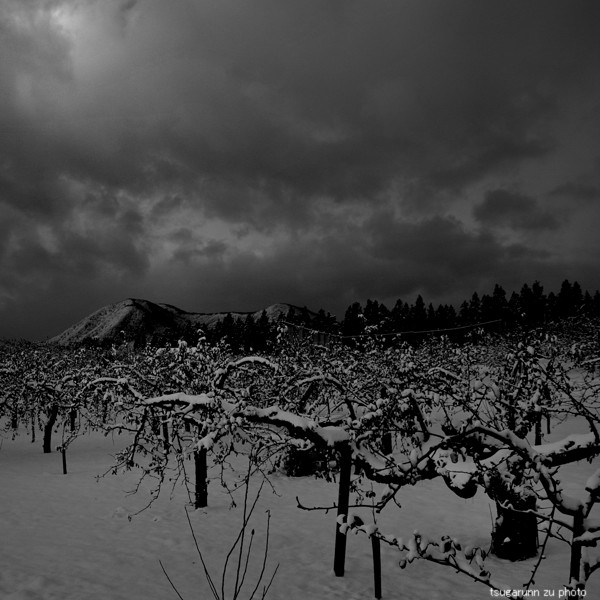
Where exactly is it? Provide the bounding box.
[161,306,327,353]
[340,280,600,340]
[209,279,600,350]
[76,279,600,352]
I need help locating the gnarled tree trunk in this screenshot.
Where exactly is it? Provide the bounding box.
[488,470,538,560]
[43,403,59,454]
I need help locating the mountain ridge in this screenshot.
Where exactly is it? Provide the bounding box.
[49,298,318,345]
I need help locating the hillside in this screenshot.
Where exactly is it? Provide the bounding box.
[48,298,315,345]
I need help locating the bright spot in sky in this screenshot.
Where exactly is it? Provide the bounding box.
[50,4,80,37]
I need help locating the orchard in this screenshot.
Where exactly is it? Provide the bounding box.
[1,319,599,598]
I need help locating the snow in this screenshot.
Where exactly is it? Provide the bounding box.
[586,468,600,494]
[1,419,599,600]
[49,299,301,345]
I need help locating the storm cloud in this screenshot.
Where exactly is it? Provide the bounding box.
[473,190,561,232]
[2,0,600,339]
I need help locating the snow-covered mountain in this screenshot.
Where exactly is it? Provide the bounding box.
[49,298,316,345]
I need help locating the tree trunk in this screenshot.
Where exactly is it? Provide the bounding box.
[534,413,542,446]
[162,421,170,452]
[334,443,352,577]
[11,408,19,430]
[380,432,393,455]
[151,414,160,436]
[43,404,59,454]
[69,409,77,432]
[490,497,538,560]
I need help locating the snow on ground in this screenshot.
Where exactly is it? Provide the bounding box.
[0,421,598,600]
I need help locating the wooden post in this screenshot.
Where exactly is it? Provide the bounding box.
[194,448,208,508]
[569,507,585,589]
[334,443,352,577]
[372,535,382,599]
[61,446,67,475]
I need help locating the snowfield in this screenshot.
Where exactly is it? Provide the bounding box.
[1,420,598,600]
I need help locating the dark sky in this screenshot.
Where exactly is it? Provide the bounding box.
[2,0,600,340]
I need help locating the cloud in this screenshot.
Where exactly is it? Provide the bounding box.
[141,210,558,318]
[2,1,600,339]
[547,182,600,202]
[5,0,599,213]
[473,189,562,232]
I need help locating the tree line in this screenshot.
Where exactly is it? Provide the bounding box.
[208,279,600,351]
[74,279,600,352]
[340,279,600,338]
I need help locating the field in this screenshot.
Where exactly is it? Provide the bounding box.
[1,415,598,600]
[2,331,600,599]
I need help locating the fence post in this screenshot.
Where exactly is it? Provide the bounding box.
[334,443,352,577]
[372,535,382,599]
[194,448,208,508]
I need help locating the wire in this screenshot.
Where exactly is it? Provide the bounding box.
[279,319,503,340]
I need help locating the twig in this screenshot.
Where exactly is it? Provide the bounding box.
[185,506,220,600]
[159,560,186,600]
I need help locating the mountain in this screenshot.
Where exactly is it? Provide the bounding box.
[48,298,317,345]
